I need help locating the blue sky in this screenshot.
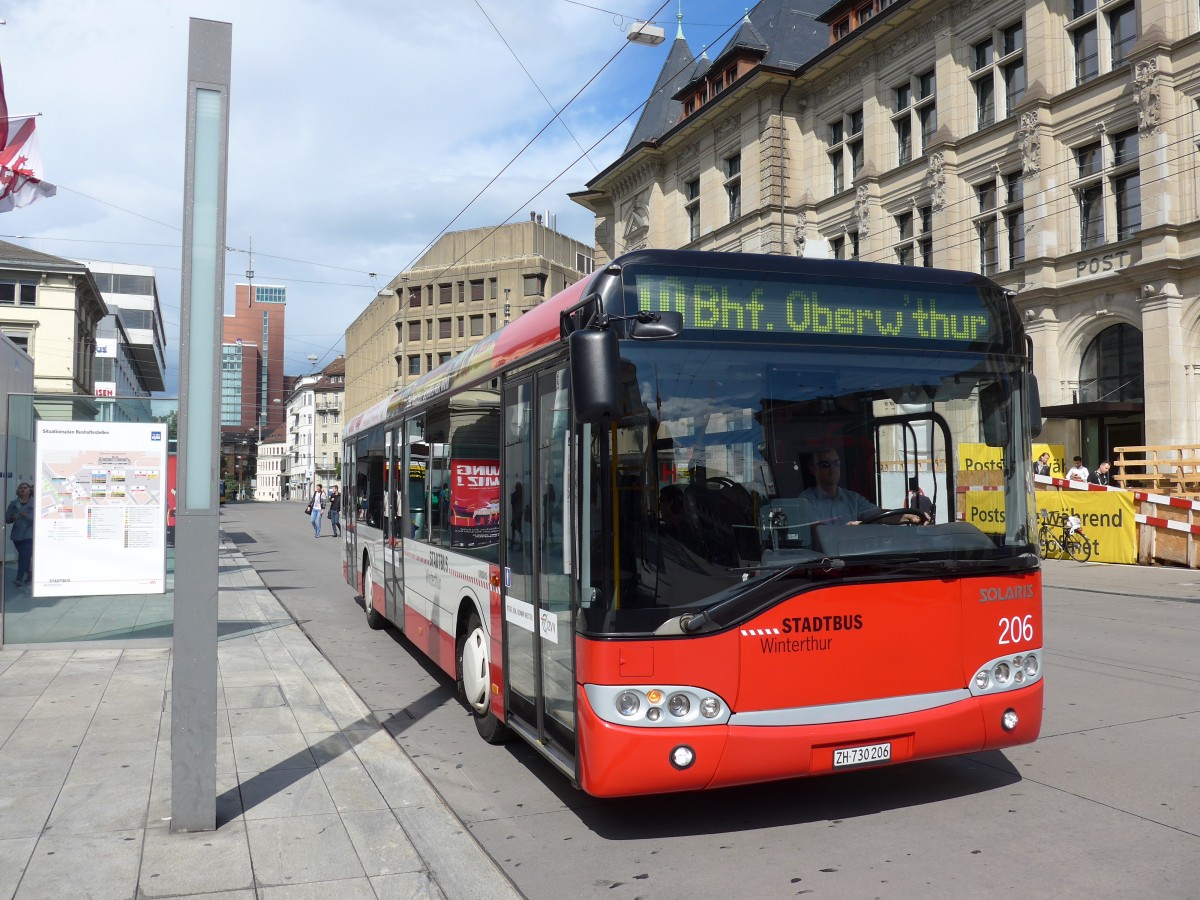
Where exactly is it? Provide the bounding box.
[0,1,755,393]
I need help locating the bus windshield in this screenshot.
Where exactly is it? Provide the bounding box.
[582,341,1035,636]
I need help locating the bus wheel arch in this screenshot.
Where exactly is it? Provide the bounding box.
[456,603,508,744]
[363,551,383,630]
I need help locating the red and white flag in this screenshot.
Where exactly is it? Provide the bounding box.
[0,59,55,212]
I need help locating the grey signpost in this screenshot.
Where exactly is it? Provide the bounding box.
[172,17,231,833]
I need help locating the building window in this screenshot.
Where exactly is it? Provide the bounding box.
[0,282,36,306]
[408,320,421,341]
[972,22,1023,130]
[1005,171,1026,267]
[724,154,741,221]
[1074,128,1139,250]
[1079,323,1144,402]
[408,286,421,308]
[891,70,936,165]
[439,318,452,339]
[438,352,451,366]
[894,211,914,264]
[470,315,484,336]
[439,283,452,304]
[972,171,1024,272]
[522,273,545,296]
[918,205,933,267]
[470,279,484,301]
[1070,0,1136,85]
[575,252,595,275]
[489,313,497,332]
[457,317,465,338]
[975,181,999,275]
[827,109,863,194]
[685,177,700,241]
[833,230,861,260]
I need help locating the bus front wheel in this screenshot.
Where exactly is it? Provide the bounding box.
[363,560,384,630]
[456,611,508,744]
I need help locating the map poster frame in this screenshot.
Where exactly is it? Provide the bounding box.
[33,421,169,597]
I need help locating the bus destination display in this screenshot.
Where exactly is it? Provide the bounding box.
[633,269,997,344]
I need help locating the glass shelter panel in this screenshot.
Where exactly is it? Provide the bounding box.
[2,395,178,646]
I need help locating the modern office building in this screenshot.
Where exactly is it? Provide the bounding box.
[221,283,287,437]
[570,0,1200,463]
[85,261,166,422]
[344,219,594,419]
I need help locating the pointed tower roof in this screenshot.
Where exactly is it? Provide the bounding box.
[623,28,696,152]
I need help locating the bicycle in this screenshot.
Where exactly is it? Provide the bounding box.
[1037,511,1092,562]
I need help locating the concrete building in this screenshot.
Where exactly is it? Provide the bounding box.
[0,240,107,396]
[284,372,320,501]
[312,356,345,495]
[344,219,594,420]
[254,426,287,501]
[570,0,1200,465]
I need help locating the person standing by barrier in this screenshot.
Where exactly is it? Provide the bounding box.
[6,482,34,588]
[328,485,341,537]
[1088,461,1111,486]
[308,483,327,538]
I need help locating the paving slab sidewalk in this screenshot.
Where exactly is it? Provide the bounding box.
[0,537,522,900]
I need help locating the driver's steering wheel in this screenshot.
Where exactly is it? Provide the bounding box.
[857,506,929,525]
[705,476,738,489]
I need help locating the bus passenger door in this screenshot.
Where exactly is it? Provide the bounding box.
[344,440,358,583]
[503,366,577,774]
[386,428,404,629]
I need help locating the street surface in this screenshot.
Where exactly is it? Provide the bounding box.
[221,501,1200,899]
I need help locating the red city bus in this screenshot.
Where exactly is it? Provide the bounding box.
[343,249,1043,797]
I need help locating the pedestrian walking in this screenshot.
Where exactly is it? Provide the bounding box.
[5,482,34,587]
[328,485,341,537]
[307,483,327,538]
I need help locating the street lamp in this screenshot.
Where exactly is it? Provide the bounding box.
[626,20,665,45]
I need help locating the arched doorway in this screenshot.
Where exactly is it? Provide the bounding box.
[1077,323,1144,464]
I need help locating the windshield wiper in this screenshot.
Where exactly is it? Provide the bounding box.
[870,553,1039,575]
[677,559,847,634]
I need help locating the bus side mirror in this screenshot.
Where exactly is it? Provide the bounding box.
[570,328,621,424]
[630,311,682,340]
[1028,374,1043,438]
[980,382,1008,447]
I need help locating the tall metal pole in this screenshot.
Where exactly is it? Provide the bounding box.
[172,17,231,833]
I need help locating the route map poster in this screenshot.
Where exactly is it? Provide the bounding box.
[33,421,168,597]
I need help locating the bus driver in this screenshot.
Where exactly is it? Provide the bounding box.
[799,448,927,526]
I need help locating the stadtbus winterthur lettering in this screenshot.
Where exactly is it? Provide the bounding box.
[637,273,992,342]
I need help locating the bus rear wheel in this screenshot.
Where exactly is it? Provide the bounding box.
[456,611,508,744]
[363,561,384,630]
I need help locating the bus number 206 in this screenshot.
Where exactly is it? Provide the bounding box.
[999,614,1034,645]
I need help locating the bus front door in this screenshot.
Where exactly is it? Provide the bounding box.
[503,366,577,776]
[345,440,358,586]
[385,428,404,629]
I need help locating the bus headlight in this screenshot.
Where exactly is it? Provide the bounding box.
[667,693,691,717]
[585,684,731,727]
[616,691,641,717]
[969,650,1043,697]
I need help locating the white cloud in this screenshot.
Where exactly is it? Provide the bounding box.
[0,0,736,389]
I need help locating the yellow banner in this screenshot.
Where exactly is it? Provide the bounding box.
[1035,490,1137,564]
[961,489,1136,563]
[959,443,1065,486]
